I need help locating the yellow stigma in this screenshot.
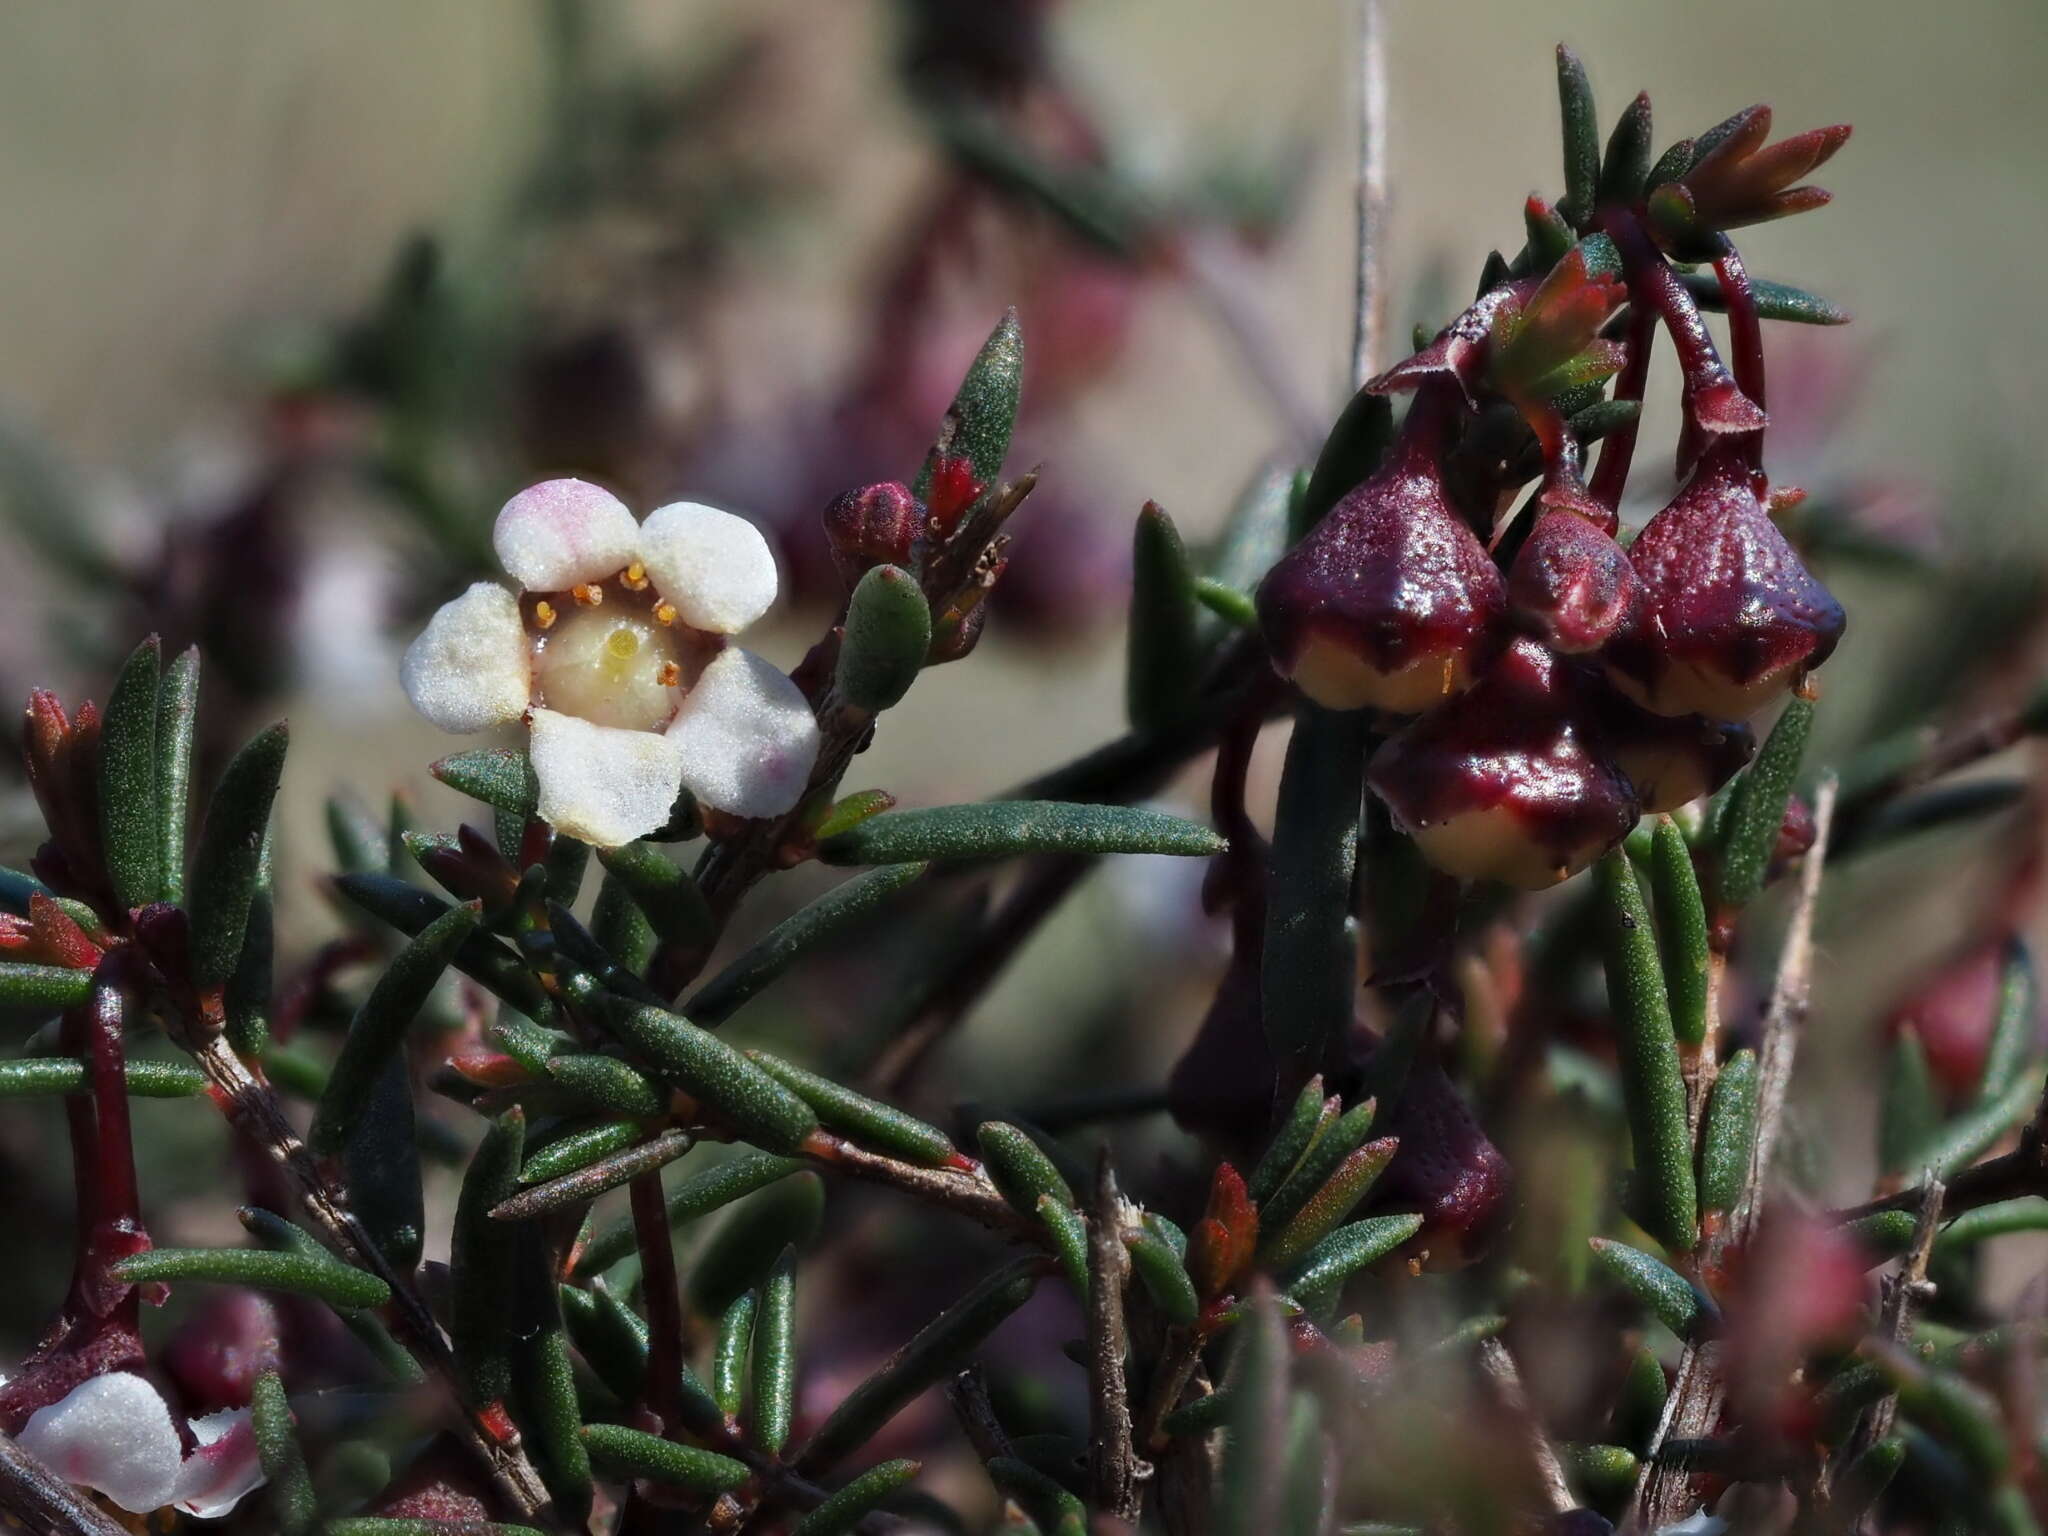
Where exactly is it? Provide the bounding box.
[535,609,686,731]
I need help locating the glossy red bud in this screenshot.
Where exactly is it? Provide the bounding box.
[1603,445,1844,719]
[162,1290,283,1414]
[1258,391,1505,713]
[1368,639,1638,888]
[1884,938,2017,1102]
[822,481,927,588]
[1373,1057,1512,1269]
[1593,689,1754,814]
[1508,510,1637,653]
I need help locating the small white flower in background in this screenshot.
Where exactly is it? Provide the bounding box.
[402,479,822,846]
[13,1371,265,1518]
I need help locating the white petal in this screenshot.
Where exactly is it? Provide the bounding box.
[666,648,819,819]
[529,708,687,848]
[18,1372,185,1514]
[400,582,530,734]
[174,1408,266,1519]
[639,501,779,635]
[493,478,640,592]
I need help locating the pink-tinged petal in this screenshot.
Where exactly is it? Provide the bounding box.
[173,1407,266,1519]
[400,583,530,734]
[17,1372,184,1514]
[529,708,687,848]
[493,478,640,592]
[639,501,779,635]
[666,648,819,819]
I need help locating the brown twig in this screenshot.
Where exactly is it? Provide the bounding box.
[1087,1152,1144,1524]
[1857,1176,1944,1453]
[0,1431,132,1536]
[184,1033,557,1524]
[799,1130,1037,1241]
[1631,774,1838,1531]
[1478,1339,1576,1518]
[945,1365,1014,1465]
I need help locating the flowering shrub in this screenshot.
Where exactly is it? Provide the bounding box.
[3,27,2048,1536]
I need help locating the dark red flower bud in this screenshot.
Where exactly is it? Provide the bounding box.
[1258,389,1505,713]
[1884,936,2022,1102]
[1368,639,1638,888]
[1187,1162,1259,1300]
[1373,1056,1513,1269]
[1508,509,1637,653]
[162,1290,283,1414]
[822,481,927,588]
[1603,445,1844,719]
[1593,688,1754,814]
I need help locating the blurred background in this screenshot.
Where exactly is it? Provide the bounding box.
[1,0,2044,1362]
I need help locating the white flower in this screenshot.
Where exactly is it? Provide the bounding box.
[401,479,821,846]
[14,1371,265,1519]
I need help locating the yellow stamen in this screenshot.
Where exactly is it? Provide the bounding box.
[572,583,603,608]
[656,661,681,688]
[621,561,649,591]
[653,602,678,627]
[533,600,557,630]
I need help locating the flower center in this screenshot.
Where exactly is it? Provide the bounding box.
[534,608,688,731]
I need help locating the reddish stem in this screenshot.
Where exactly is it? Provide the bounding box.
[629,1171,687,1438]
[1712,243,1767,466]
[1588,302,1655,511]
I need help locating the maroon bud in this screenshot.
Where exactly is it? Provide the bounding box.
[1769,794,1817,878]
[822,481,926,588]
[1603,445,1844,719]
[1593,688,1754,814]
[162,1290,283,1414]
[1373,1057,1513,1269]
[1368,639,1638,888]
[1508,510,1637,653]
[1258,389,1505,713]
[1884,936,2020,1102]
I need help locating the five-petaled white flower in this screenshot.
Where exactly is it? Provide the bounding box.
[402,479,822,846]
[13,1371,265,1519]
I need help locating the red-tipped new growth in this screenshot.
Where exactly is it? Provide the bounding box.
[1367,638,1637,887]
[1603,444,1845,719]
[1648,105,1851,252]
[1257,387,1505,713]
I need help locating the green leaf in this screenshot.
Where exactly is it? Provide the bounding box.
[988,1456,1085,1533]
[581,1424,752,1492]
[914,308,1024,497]
[1698,1048,1758,1217]
[1880,1030,1942,1178]
[312,900,480,1155]
[343,1050,425,1272]
[111,1245,389,1311]
[187,721,288,987]
[1127,503,1201,732]
[1263,706,1368,1059]
[811,789,897,842]
[560,1282,654,1406]
[591,872,657,973]
[1650,819,1712,1048]
[0,963,96,1017]
[752,1246,798,1454]
[223,837,274,1057]
[573,1149,804,1280]
[1217,1284,1290,1536]
[1201,464,1295,616]
[1261,1137,1399,1271]
[98,636,162,913]
[795,1257,1041,1474]
[1716,698,1813,910]
[750,1051,957,1166]
[594,841,715,949]
[1125,1223,1199,1326]
[516,1314,592,1523]
[1905,1068,2042,1182]
[1597,91,1654,207]
[519,1119,645,1185]
[688,861,927,1024]
[1678,270,1850,326]
[1555,45,1601,227]
[791,1459,922,1536]
[541,1052,667,1120]
[838,564,931,712]
[1976,938,2036,1108]
[713,1288,757,1417]
[1248,1076,1329,1206]
[818,801,1223,865]
[1559,1442,1639,1505]
[1936,1197,2048,1252]
[491,1131,694,1222]
[1281,1213,1422,1299]
[690,1172,825,1317]
[1036,1193,1090,1299]
[1260,1100,1376,1240]
[605,1002,819,1154]
[1595,851,1699,1254]
[1295,389,1394,538]
[979,1121,1075,1213]
[1615,1343,1669,1454]
[250,1372,317,1536]
[153,647,201,903]
[431,747,539,819]
[1879,1358,2009,1480]
[1832,1438,1906,1529]
[452,1109,525,1405]
[0,1056,206,1098]
[324,795,386,877]
[333,873,555,1024]
[1589,1237,1710,1339]
[1193,576,1257,629]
